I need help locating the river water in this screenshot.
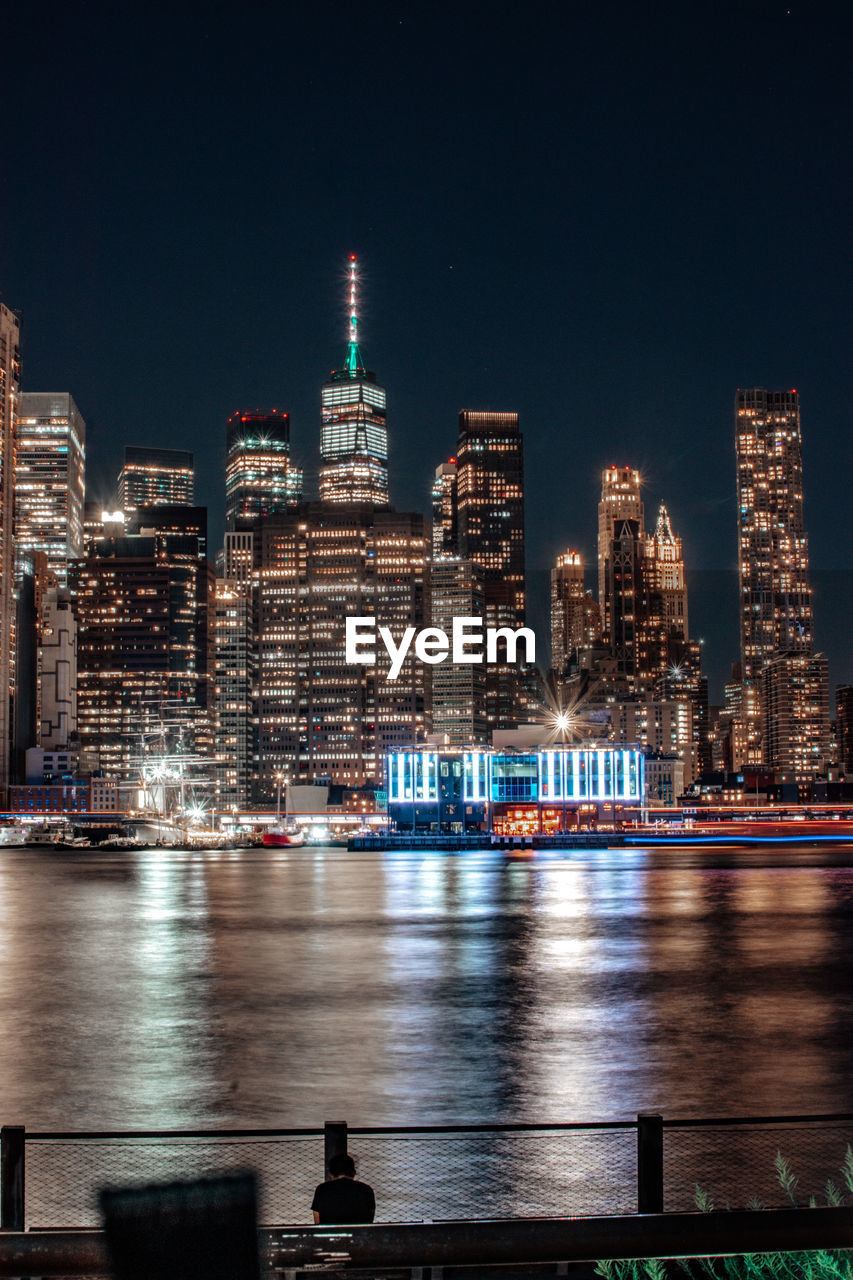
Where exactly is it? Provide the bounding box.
[1,843,853,1130]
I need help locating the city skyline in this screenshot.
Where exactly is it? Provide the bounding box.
[8,303,847,704]
[2,4,850,703]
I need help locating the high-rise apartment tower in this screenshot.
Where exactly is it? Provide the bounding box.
[735,388,822,765]
[735,388,812,681]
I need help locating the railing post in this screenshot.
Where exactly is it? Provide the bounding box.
[324,1120,348,1178]
[637,1112,663,1214]
[1,1126,25,1231]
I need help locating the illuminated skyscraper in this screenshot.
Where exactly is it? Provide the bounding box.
[213,576,255,808]
[70,507,213,783]
[735,388,816,763]
[118,446,194,509]
[637,503,690,684]
[429,557,487,744]
[255,504,426,793]
[837,686,853,774]
[550,550,600,674]
[604,516,644,683]
[761,651,829,783]
[225,409,302,526]
[736,389,812,675]
[455,410,526,728]
[319,257,389,506]
[431,459,458,558]
[0,304,21,799]
[15,393,85,585]
[598,466,643,638]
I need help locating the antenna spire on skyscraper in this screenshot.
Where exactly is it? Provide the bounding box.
[345,254,364,376]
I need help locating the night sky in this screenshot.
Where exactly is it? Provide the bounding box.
[3,2,851,700]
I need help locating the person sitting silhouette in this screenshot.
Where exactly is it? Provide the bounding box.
[311,1152,375,1225]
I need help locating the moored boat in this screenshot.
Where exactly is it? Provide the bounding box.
[262,823,304,847]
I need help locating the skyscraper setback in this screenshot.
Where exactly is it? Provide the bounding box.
[319,257,389,506]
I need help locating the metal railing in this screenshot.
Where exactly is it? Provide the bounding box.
[3,1206,853,1276]
[3,1112,853,1231]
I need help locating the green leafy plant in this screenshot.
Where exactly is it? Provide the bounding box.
[594,1149,853,1279]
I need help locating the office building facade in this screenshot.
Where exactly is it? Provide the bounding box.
[455,409,526,728]
[225,409,302,525]
[431,459,458,558]
[213,577,255,808]
[0,304,21,799]
[70,510,213,785]
[428,557,488,744]
[118,446,195,509]
[254,504,426,794]
[14,393,85,586]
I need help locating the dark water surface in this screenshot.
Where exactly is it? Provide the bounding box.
[2,843,853,1129]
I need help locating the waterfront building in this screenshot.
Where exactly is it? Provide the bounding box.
[14,393,85,586]
[598,466,643,637]
[431,459,458,558]
[225,409,302,526]
[455,409,526,728]
[386,745,644,834]
[761,650,830,784]
[735,388,813,762]
[118,446,194,509]
[254,503,427,795]
[429,557,488,744]
[70,507,213,787]
[644,753,686,807]
[0,305,21,800]
[319,257,389,506]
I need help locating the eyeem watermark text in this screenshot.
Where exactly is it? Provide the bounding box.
[345,616,536,681]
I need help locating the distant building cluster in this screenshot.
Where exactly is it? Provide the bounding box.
[0,263,845,826]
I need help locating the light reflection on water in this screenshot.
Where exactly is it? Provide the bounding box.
[0,844,852,1128]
